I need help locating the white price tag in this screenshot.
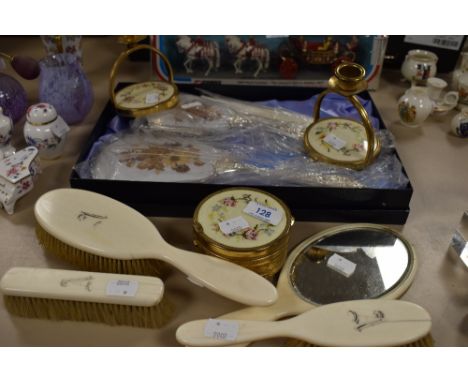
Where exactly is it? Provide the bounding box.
[404,35,463,51]
[51,122,70,138]
[243,201,283,226]
[181,101,203,109]
[218,216,250,235]
[323,134,347,150]
[145,92,159,104]
[106,280,138,297]
[204,319,239,341]
[327,254,356,278]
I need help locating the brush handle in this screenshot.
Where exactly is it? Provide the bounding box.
[184,291,309,347]
[176,300,432,347]
[161,245,278,307]
[177,319,287,346]
[0,267,165,307]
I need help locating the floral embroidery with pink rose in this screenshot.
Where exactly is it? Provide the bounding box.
[314,120,365,156]
[209,193,276,240]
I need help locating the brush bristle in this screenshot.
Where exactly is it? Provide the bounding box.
[3,294,175,328]
[36,224,169,278]
[285,335,434,347]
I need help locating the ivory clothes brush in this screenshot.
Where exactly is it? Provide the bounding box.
[1,267,174,328]
[34,188,278,307]
[176,299,432,347]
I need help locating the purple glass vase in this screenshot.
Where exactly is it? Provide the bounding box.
[38,53,93,125]
[0,73,28,123]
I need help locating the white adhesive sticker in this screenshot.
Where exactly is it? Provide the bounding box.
[181,101,203,109]
[204,319,239,341]
[327,254,356,278]
[145,92,159,104]
[218,216,250,235]
[51,122,70,138]
[324,134,347,150]
[243,201,283,226]
[106,280,138,297]
[403,35,463,51]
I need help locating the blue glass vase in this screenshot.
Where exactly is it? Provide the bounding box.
[38,53,93,125]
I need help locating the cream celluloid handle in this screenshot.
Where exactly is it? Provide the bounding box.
[176,300,432,347]
[0,267,164,307]
[162,245,278,307]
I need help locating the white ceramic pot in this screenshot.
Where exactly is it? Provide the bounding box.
[23,103,70,159]
[0,106,15,159]
[451,107,468,137]
[397,86,433,128]
[457,73,468,107]
[401,49,438,84]
[451,52,468,90]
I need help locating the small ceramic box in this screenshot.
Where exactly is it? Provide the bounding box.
[0,146,40,214]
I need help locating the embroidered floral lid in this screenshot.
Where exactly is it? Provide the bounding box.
[305,117,378,163]
[194,188,291,249]
[114,81,176,110]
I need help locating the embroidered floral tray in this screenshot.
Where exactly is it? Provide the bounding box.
[70,84,413,223]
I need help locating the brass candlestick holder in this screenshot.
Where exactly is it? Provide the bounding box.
[304,62,381,170]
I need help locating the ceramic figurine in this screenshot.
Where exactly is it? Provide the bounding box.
[0,146,40,215]
[175,36,220,76]
[427,78,459,118]
[451,107,468,137]
[401,49,438,85]
[225,36,270,78]
[398,86,433,127]
[457,73,468,107]
[23,103,70,159]
[451,52,468,90]
[0,107,15,159]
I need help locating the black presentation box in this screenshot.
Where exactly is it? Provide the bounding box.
[70,84,413,224]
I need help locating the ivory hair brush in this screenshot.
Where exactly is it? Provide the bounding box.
[1,267,174,328]
[176,299,433,347]
[34,188,277,307]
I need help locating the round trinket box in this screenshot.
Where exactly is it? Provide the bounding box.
[304,62,381,170]
[109,44,179,118]
[193,187,294,279]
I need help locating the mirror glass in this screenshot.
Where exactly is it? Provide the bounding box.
[290,227,414,305]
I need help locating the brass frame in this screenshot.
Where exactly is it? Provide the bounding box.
[109,44,179,118]
[288,223,417,306]
[303,62,381,170]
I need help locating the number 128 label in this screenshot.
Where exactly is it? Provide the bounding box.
[243,201,283,226]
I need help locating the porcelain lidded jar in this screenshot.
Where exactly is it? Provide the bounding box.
[451,52,468,90]
[401,49,438,85]
[23,103,70,159]
[451,107,468,137]
[398,86,433,128]
[0,106,15,159]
